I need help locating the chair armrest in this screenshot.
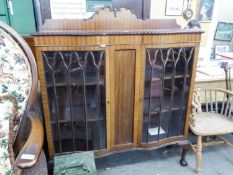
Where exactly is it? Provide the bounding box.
[190,89,203,127]
[15,113,44,169]
[190,104,198,127]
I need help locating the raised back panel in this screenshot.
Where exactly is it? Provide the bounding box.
[39,7,180,32]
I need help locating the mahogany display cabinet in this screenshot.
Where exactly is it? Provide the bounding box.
[33,8,202,162]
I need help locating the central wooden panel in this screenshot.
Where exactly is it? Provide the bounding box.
[114,49,136,145]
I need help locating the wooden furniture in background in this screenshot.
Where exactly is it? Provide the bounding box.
[33,8,202,165]
[217,52,233,60]
[195,59,233,92]
[0,20,47,175]
[24,36,36,56]
[191,88,233,173]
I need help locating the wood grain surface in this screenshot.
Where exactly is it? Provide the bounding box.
[113,49,136,145]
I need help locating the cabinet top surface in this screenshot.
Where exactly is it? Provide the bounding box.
[35,7,203,36]
[34,28,203,36]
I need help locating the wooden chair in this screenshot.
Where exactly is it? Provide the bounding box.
[190,88,233,173]
[0,21,47,174]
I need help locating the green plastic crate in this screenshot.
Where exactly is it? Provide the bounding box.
[54,151,98,175]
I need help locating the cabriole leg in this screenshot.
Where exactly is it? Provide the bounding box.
[179,141,190,166]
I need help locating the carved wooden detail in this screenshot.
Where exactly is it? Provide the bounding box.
[34,7,202,160]
[40,7,179,31]
[36,7,203,36]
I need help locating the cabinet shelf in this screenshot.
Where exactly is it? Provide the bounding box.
[143,90,188,99]
[144,107,186,115]
[50,105,105,123]
[165,74,190,80]
[145,74,190,82]
[51,117,105,125]
[46,80,105,87]
[143,87,188,105]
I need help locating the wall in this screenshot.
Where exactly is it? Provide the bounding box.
[212,0,233,53]
[199,0,233,62]
[150,0,198,27]
[150,0,233,62]
[150,0,211,61]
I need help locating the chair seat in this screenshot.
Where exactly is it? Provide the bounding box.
[190,112,233,136]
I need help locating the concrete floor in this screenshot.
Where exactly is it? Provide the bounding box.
[95,134,233,175]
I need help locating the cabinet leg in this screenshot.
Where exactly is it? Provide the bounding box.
[179,141,190,167]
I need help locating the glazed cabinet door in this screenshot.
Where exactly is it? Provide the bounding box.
[109,45,141,150]
[139,44,197,146]
[37,47,110,159]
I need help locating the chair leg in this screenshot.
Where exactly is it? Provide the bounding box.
[196,136,202,173]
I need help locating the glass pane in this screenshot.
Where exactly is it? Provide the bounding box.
[56,86,70,122]
[142,47,194,143]
[179,109,187,135]
[160,111,169,139]
[60,123,73,152]
[173,78,185,110]
[142,113,160,143]
[74,122,90,150]
[52,124,59,153]
[168,110,180,137]
[71,85,85,122]
[163,80,172,111]
[43,50,106,153]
